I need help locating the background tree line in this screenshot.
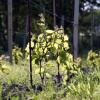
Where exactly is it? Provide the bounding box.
[0,0,100,55]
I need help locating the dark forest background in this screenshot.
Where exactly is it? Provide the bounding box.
[0,0,100,55]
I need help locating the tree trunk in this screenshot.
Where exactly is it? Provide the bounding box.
[53,0,56,28]
[8,0,13,63]
[55,0,62,27]
[28,0,33,87]
[23,15,28,59]
[90,4,94,50]
[73,0,79,59]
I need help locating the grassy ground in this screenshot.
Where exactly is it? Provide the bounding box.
[0,58,100,100]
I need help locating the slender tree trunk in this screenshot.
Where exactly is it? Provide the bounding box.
[61,0,64,27]
[28,0,33,87]
[53,0,56,28]
[56,0,62,27]
[73,0,79,59]
[8,0,13,63]
[90,3,94,50]
[23,15,28,59]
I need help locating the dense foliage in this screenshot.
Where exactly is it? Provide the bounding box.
[0,16,100,99]
[25,15,74,86]
[0,46,100,99]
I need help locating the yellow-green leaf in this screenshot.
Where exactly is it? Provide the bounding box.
[64,35,68,41]
[46,30,54,34]
[25,45,29,53]
[54,43,58,49]
[56,39,62,44]
[46,73,51,78]
[37,23,45,26]
[1,64,12,74]
[61,64,66,72]
[42,42,46,47]
[31,42,34,47]
[63,75,68,80]
[44,48,47,53]
[64,42,69,48]
[35,68,40,74]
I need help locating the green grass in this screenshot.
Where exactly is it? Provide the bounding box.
[0,59,100,100]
